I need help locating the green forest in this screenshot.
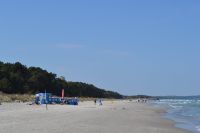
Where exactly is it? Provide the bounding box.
[0,61,123,99]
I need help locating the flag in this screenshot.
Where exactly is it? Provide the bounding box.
[62,89,64,99]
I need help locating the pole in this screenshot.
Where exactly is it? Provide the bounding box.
[45,89,48,110]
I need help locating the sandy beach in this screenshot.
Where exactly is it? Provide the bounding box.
[0,100,191,133]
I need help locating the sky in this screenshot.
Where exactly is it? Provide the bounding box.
[0,0,200,96]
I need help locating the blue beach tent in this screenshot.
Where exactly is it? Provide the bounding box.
[66,98,79,105]
[49,97,62,104]
[35,93,51,104]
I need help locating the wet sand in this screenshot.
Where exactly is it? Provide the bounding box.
[0,100,191,133]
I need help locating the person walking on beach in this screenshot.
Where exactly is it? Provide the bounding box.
[94,99,97,105]
[99,99,103,106]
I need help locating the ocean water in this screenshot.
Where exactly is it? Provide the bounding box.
[154,96,200,133]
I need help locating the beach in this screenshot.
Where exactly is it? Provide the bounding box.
[0,100,191,133]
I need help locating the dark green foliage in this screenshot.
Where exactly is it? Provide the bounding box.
[0,61,122,99]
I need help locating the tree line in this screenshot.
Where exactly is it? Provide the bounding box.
[0,61,123,98]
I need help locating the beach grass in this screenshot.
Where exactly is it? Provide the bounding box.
[0,93,35,103]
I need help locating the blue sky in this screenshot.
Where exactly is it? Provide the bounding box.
[0,0,200,96]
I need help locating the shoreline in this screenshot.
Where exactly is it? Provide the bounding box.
[0,100,192,133]
[146,102,193,133]
[156,103,197,133]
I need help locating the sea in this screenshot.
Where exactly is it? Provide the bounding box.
[153,96,200,133]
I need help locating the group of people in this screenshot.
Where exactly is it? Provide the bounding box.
[137,98,148,103]
[94,99,103,105]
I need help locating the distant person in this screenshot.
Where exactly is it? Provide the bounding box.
[138,99,142,103]
[99,99,103,106]
[144,99,147,103]
[94,99,97,105]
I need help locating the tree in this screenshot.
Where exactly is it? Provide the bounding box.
[0,78,12,93]
[0,61,123,98]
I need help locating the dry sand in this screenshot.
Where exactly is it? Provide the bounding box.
[0,100,191,133]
